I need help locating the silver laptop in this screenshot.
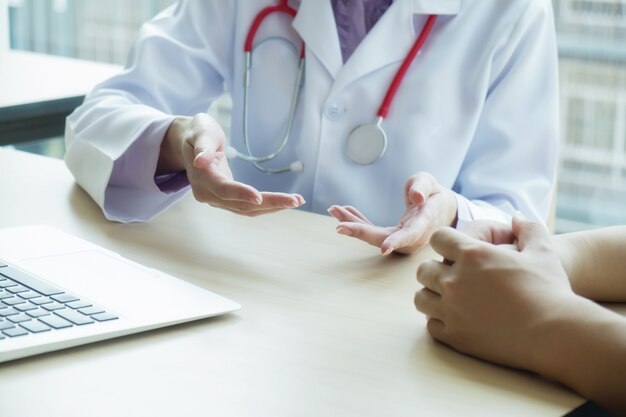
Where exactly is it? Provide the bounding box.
[0,225,240,363]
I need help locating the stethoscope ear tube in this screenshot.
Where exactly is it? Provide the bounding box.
[235,54,304,173]
[228,0,305,174]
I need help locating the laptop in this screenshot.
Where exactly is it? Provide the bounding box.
[0,225,240,363]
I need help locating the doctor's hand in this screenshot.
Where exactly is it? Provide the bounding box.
[327,172,457,255]
[158,114,304,216]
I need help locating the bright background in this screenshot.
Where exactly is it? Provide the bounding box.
[5,0,626,233]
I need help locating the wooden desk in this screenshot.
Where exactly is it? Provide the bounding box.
[0,51,121,145]
[0,149,585,417]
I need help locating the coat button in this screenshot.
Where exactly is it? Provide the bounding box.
[324,101,346,121]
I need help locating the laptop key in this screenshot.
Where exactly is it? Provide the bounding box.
[30,297,53,305]
[66,300,92,309]
[0,260,7,268]
[0,320,15,330]
[7,285,29,294]
[0,266,64,296]
[8,313,32,323]
[0,279,18,288]
[51,294,80,303]
[27,308,51,318]
[3,327,29,337]
[78,305,105,315]
[2,297,26,306]
[55,309,94,325]
[19,291,43,300]
[15,302,38,312]
[39,315,73,329]
[20,320,51,333]
[0,308,19,317]
[0,290,14,300]
[91,312,118,322]
[42,302,65,311]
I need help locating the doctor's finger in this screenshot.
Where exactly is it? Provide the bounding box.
[380,223,430,255]
[209,196,299,214]
[200,178,264,204]
[196,160,264,204]
[404,172,439,206]
[342,206,372,223]
[258,192,304,209]
[335,222,394,248]
[220,205,287,217]
[327,205,370,224]
[218,192,302,210]
[413,288,443,321]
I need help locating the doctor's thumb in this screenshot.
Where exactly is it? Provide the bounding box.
[192,148,215,170]
[186,113,228,171]
[405,172,438,206]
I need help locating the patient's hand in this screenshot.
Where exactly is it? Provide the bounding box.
[414,217,579,371]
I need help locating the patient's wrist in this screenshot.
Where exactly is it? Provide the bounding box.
[552,235,578,283]
[527,297,604,380]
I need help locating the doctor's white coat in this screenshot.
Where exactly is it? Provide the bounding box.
[65,0,559,226]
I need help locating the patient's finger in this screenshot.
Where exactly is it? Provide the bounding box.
[416,260,447,294]
[414,287,443,320]
[429,227,482,262]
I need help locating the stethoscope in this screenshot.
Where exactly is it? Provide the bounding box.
[226,0,438,173]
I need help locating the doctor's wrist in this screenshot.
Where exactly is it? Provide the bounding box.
[444,188,459,229]
[157,116,191,175]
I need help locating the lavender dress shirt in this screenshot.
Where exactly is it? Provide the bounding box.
[331,0,392,61]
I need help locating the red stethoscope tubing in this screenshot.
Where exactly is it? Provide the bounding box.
[377,15,437,119]
[244,1,437,121]
[244,0,305,59]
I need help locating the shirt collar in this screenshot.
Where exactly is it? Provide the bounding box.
[291,0,461,16]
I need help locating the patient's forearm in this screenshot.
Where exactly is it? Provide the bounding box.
[554,226,626,301]
[531,299,626,415]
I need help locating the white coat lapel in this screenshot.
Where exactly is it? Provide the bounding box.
[412,0,462,14]
[292,0,343,80]
[331,0,461,94]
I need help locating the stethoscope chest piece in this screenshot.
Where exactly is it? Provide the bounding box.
[345,121,388,165]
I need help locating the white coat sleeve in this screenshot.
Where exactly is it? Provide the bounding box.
[452,1,559,229]
[64,0,235,223]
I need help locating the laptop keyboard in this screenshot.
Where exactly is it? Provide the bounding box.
[0,260,118,340]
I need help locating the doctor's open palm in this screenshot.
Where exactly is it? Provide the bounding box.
[158,113,304,216]
[328,173,458,255]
